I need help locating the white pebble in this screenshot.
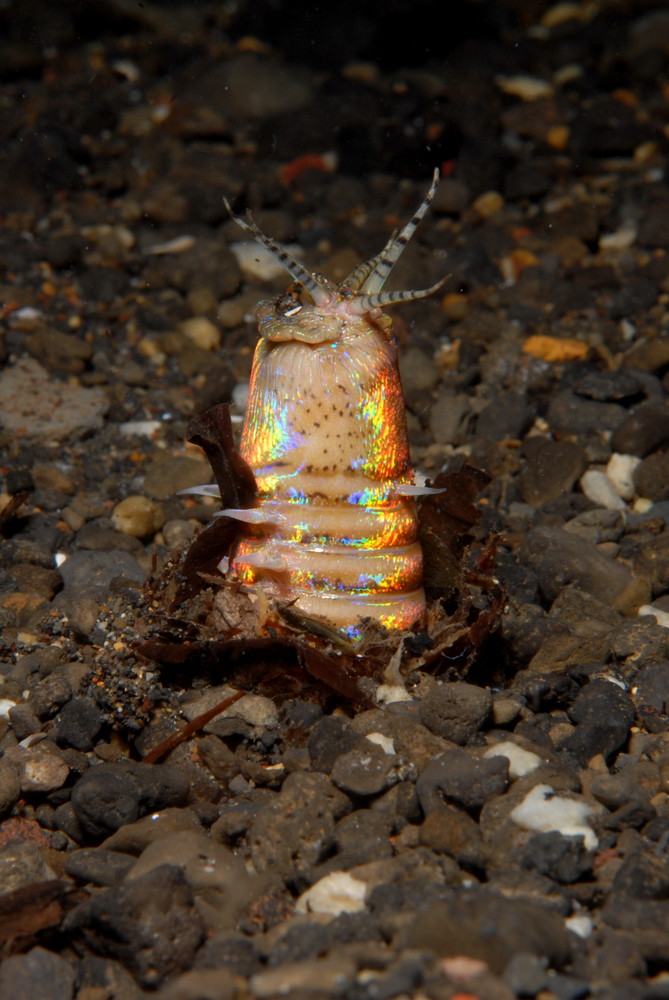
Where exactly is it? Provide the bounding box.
[232,382,250,413]
[375,684,412,705]
[606,453,641,500]
[495,74,554,99]
[230,239,305,281]
[366,732,395,755]
[579,469,626,510]
[599,225,637,251]
[296,871,367,915]
[144,234,195,255]
[179,316,221,351]
[484,741,541,779]
[565,914,593,938]
[638,604,669,629]
[0,699,17,718]
[112,495,166,538]
[510,783,598,849]
[119,420,162,438]
[223,693,278,729]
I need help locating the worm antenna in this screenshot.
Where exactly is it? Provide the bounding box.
[343,251,386,293]
[358,168,440,295]
[348,277,447,315]
[224,198,332,306]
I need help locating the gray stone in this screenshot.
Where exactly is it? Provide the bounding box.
[419,681,492,744]
[416,748,509,813]
[71,760,190,840]
[0,947,75,1000]
[65,864,205,988]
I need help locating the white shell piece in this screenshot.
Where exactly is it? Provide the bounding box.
[0,699,17,718]
[484,741,541,779]
[365,732,396,755]
[638,604,669,629]
[296,871,367,915]
[510,783,598,849]
[579,469,626,511]
[19,732,48,748]
[606,452,641,500]
[565,914,593,939]
[495,73,554,99]
[375,684,413,705]
[143,234,196,255]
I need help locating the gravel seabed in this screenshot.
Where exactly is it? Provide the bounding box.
[2,2,669,998]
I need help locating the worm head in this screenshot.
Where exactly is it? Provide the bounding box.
[257,281,344,345]
[225,168,445,346]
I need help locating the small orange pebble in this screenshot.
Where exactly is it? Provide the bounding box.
[236,35,272,55]
[441,292,469,321]
[435,338,461,371]
[522,333,589,363]
[547,124,570,150]
[0,816,51,848]
[612,87,638,107]
[0,593,46,616]
[425,122,444,143]
[507,248,539,277]
[279,152,337,185]
[593,845,620,869]
[441,956,489,980]
[0,299,20,317]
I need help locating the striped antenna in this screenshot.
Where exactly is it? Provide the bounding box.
[359,168,440,295]
[349,276,446,315]
[343,251,385,292]
[224,199,332,306]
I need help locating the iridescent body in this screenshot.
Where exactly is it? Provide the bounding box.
[216,173,443,637]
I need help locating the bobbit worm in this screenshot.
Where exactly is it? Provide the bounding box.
[188,172,444,638]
